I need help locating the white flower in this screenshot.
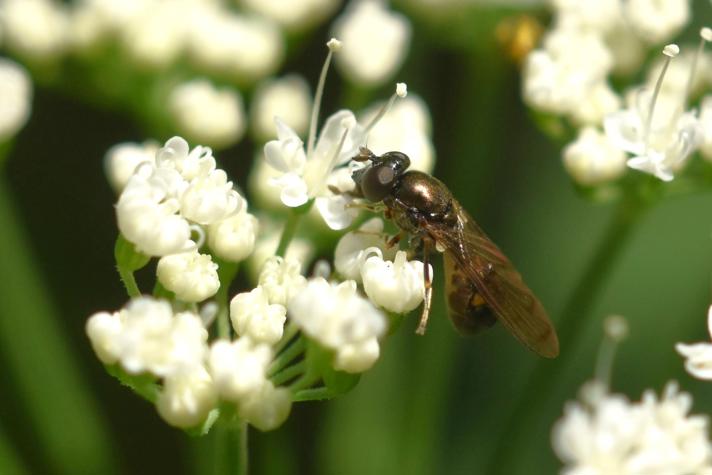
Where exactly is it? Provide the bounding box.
[85,298,209,377]
[553,381,712,475]
[334,217,395,281]
[358,95,435,173]
[569,82,621,127]
[207,209,259,262]
[362,250,428,314]
[257,256,307,306]
[551,0,621,34]
[333,337,380,373]
[701,96,712,162]
[186,8,283,82]
[156,251,220,302]
[103,141,158,192]
[604,45,701,182]
[240,0,339,32]
[230,287,286,345]
[0,59,32,142]
[156,366,217,428]
[238,381,292,431]
[288,278,387,373]
[251,75,312,141]
[563,127,627,185]
[624,0,690,44]
[246,219,312,281]
[332,0,411,86]
[116,166,193,256]
[169,79,246,149]
[155,136,216,182]
[180,168,243,225]
[676,305,712,380]
[208,338,273,401]
[264,110,366,210]
[523,27,612,115]
[0,0,69,61]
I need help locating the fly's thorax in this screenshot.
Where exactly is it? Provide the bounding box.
[391,171,455,220]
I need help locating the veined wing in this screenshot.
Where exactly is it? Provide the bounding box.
[431,200,559,358]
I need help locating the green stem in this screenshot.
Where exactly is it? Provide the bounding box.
[293,386,340,402]
[215,260,239,340]
[289,371,321,393]
[211,419,249,475]
[268,336,305,376]
[486,195,648,475]
[0,177,118,474]
[271,361,306,386]
[273,321,299,355]
[117,265,141,298]
[275,210,302,258]
[0,423,28,475]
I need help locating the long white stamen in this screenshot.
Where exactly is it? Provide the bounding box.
[644,44,679,150]
[594,315,628,391]
[189,224,206,250]
[307,38,342,158]
[364,82,408,134]
[326,120,352,174]
[681,28,711,110]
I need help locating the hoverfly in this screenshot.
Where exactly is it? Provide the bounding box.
[350,147,559,358]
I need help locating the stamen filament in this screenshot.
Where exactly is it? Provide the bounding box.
[364,82,408,133]
[644,44,678,151]
[594,315,628,390]
[307,39,342,158]
[681,27,711,110]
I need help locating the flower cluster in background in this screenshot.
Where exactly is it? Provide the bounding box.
[522,0,711,186]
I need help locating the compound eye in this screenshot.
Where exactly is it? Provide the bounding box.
[361,164,396,202]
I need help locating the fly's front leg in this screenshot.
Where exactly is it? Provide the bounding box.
[415,234,434,335]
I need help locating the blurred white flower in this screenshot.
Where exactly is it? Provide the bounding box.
[207,208,259,262]
[155,136,215,182]
[208,338,272,401]
[569,82,621,127]
[169,79,246,149]
[523,28,612,116]
[156,251,220,302]
[240,0,339,32]
[604,45,701,182]
[551,0,621,34]
[238,380,292,431]
[563,127,627,186]
[120,1,189,69]
[334,217,395,281]
[361,250,428,314]
[258,256,307,306]
[247,218,313,281]
[186,8,283,82]
[86,297,209,377]
[0,59,32,142]
[332,0,411,86]
[230,287,286,344]
[359,95,435,173]
[553,381,712,475]
[676,305,712,380]
[0,0,69,61]
[104,141,158,192]
[624,0,689,44]
[288,278,387,373]
[700,96,712,162]
[156,365,217,428]
[251,75,312,141]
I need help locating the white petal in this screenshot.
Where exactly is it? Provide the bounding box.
[604,109,645,155]
[315,194,357,230]
[270,173,308,207]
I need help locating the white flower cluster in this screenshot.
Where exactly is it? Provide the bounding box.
[111,136,257,301]
[523,1,712,185]
[677,305,712,380]
[86,297,291,431]
[553,380,712,475]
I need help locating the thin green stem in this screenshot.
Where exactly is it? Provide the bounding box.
[289,371,321,393]
[117,265,141,298]
[293,386,340,402]
[0,177,117,474]
[212,420,248,475]
[271,361,307,386]
[273,321,299,355]
[239,420,249,475]
[486,195,648,475]
[215,260,239,339]
[275,211,301,258]
[268,336,305,376]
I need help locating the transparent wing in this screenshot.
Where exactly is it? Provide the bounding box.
[429,201,559,358]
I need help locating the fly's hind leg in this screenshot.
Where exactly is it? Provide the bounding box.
[415,235,434,335]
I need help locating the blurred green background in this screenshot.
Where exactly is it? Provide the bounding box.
[1,2,712,475]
